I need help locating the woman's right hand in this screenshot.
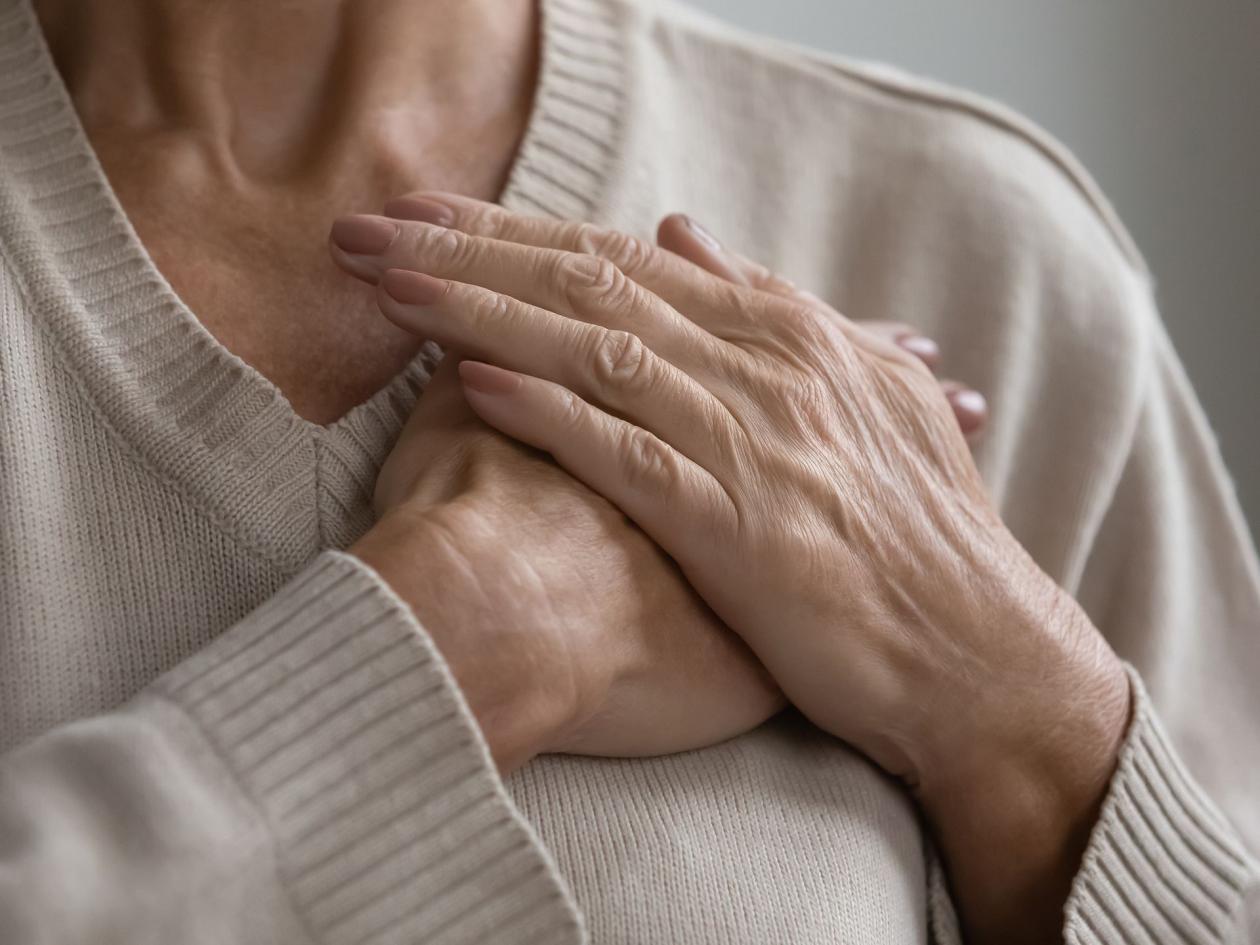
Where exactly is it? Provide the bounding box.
[350,355,782,773]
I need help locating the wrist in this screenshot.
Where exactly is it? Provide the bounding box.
[350,503,576,774]
[909,553,1132,943]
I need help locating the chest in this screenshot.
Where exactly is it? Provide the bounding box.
[134,207,428,427]
[0,302,931,937]
[508,716,930,944]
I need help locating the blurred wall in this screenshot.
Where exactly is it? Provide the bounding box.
[679,0,1260,540]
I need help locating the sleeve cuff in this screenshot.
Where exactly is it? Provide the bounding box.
[1064,665,1259,945]
[153,550,585,945]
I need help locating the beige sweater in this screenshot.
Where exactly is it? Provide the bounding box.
[1,0,1257,941]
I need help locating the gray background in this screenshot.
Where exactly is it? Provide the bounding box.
[680,0,1260,539]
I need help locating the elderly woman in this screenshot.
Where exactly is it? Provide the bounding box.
[1,0,1256,942]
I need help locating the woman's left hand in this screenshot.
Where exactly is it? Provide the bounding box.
[330,194,1131,943]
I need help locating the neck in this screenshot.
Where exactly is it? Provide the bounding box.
[32,0,538,190]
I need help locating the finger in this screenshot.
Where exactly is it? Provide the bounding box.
[940,381,988,437]
[656,212,981,437]
[380,192,781,334]
[653,210,872,356]
[456,359,736,570]
[376,269,734,468]
[654,212,750,286]
[659,217,947,377]
[653,212,954,394]
[329,213,725,366]
[656,213,812,305]
[655,216,917,370]
[379,197,872,375]
[859,324,987,434]
[656,216,930,364]
[856,320,942,370]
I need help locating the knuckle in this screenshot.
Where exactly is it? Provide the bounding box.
[470,201,511,234]
[772,300,837,354]
[471,287,513,323]
[562,253,638,312]
[410,223,468,267]
[556,386,587,431]
[573,223,655,276]
[591,329,651,389]
[621,426,681,492]
[748,261,795,296]
[793,376,835,427]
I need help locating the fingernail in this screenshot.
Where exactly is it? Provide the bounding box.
[459,360,521,396]
[683,215,722,253]
[897,333,940,362]
[948,388,987,416]
[331,215,399,254]
[382,268,447,305]
[383,196,455,227]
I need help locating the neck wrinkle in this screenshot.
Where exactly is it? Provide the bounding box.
[32,0,538,183]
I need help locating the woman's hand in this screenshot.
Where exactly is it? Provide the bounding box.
[332,195,1131,943]
[350,355,782,774]
[649,212,989,439]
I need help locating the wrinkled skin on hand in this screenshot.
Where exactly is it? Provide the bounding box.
[337,197,1127,788]
[356,354,783,769]
[334,194,1131,944]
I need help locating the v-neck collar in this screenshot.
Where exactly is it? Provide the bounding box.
[0,0,631,570]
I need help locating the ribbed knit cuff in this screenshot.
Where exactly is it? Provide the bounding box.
[154,551,584,945]
[923,666,1257,945]
[1065,666,1258,945]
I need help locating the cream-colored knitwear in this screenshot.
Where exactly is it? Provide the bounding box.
[0,0,1257,941]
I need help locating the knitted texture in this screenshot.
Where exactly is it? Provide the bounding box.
[1,0,1258,941]
[155,552,582,945]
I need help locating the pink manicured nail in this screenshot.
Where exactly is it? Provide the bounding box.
[683,215,722,253]
[331,215,398,254]
[897,333,940,364]
[381,269,447,305]
[459,360,521,396]
[383,196,456,227]
[948,388,987,416]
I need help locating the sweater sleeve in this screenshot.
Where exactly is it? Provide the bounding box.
[1061,313,1260,942]
[1061,667,1259,945]
[925,295,1260,944]
[1074,312,1260,856]
[0,550,584,945]
[925,670,1259,945]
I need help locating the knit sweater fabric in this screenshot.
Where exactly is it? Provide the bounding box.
[1,0,1257,942]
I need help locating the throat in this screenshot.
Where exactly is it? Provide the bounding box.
[143,217,428,427]
[36,0,542,425]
